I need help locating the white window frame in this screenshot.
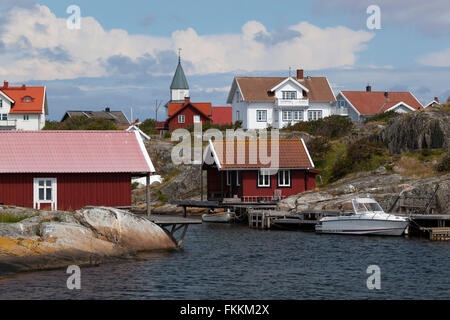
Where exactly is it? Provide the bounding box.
[278,170,291,187]
[236,170,240,186]
[33,178,57,211]
[308,110,323,121]
[256,110,267,122]
[236,110,240,121]
[178,115,185,123]
[257,170,271,187]
[23,115,30,121]
[0,100,2,108]
[1,114,7,121]
[293,110,303,121]
[282,111,292,122]
[226,171,231,186]
[193,115,200,123]
[282,91,297,100]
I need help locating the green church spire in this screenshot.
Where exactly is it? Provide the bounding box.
[170,49,189,90]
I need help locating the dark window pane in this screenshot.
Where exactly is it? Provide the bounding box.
[39,188,44,200]
[46,188,52,201]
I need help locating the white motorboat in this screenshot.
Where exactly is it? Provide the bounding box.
[202,209,234,223]
[315,198,409,236]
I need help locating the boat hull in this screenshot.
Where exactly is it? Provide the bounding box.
[202,212,233,223]
[315,218,409,236]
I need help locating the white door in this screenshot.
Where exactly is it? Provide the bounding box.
[33,178,57,210]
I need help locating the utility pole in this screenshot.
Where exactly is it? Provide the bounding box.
[155,100,162,122]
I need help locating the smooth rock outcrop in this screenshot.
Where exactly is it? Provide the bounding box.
[0,207,176,274]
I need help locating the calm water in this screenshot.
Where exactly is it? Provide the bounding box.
[0,223,449,299]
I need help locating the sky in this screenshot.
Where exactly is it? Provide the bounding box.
[0,0,449,121]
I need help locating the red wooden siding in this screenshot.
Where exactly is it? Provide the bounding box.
[168,104,210,131]
[0,173,131,211]
[205,168,317,200]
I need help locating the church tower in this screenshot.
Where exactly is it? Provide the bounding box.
[170,50,189,102]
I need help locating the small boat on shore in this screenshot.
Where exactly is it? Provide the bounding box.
[202,209,234,223]
[315,198,409,236]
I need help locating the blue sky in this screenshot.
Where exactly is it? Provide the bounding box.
[1,0,449,121]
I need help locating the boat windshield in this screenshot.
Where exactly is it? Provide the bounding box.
[353,200,384,214]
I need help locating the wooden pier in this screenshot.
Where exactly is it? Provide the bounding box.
[406,214,450,241]
[143,215,202,248]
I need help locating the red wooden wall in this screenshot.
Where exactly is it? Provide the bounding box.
[0,173,132,211]
[168,105,210,131]
[205,169,317,200]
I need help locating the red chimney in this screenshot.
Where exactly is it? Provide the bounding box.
[184,96,190,104]
[3,81,8,88]
[296,69,304,80]
[434,97,439,102]
[366,84,371,92]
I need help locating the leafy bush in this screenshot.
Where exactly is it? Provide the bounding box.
[131,182,140,190]
[139,118,158,135]
[364,110,400,123]
[436,152,450,172]
[44,116,119,130]
[329,137,387,182]
[283,115,353,139]
[306,136,332,167]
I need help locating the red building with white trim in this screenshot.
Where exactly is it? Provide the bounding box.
[202,139,319,202]
[0,130,155,211]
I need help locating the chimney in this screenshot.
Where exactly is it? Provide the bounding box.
[434,97,439,103]
[384,91,389,98]
[184,96,190,104]
[296,69,304,80]
[105,107,111,112]
[366,84,371,92]
[3,81,8,88]
[21,84,26,89]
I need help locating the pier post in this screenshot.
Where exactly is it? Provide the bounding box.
[146,173,151,216]
[200,166,204,202]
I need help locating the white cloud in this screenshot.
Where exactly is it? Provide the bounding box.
[417,48,450,67]
[0,4,374,81]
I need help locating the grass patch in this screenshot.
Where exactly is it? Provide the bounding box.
[436,152,450,172]
[314,140,347,185]
[0,213,34,223]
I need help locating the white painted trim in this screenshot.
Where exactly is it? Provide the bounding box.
[127,125,150,140]
[208,139,222,169]
[385,101,415,112]
[0,90,15,104]
[134,130,155,172]
[33,178,57,211]
[301,138,315,168]
[338,92,361,115]
[409,91,424,109]
[270,77,309,93]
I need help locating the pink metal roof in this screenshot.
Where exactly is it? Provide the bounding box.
[0,131,155,173]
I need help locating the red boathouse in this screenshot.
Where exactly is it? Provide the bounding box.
[0,130,155,211]
[202,139,319,202]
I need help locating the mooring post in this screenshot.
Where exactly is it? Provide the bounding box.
[146,173,151,216]
[200,165,204,202]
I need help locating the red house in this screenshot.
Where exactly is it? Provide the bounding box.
[0,130,155,211]
[202,139,319,202]
[167,97,212,131]
[211,106,233,125]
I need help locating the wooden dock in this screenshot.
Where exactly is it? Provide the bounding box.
[142,214,202,248]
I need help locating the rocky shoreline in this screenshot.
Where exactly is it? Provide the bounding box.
[0,207,176,274]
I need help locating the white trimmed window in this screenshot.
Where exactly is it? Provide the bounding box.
[282,91,297,100]
[258,170,271,187]
[282,111,292,122]
[236,110,240,121]
[256,110,267,122]
[193,115,200,123]
[236,170,240,186]
[33,178,57,211]
[178,115,185,123]
[308,110,323,121]
[293,110,303,121]
[338,100,347,107]
[278,170,291,187]
[23,115,29,121]
[0,100,2,108]
[226,171,231,186]
[1,114,7,120]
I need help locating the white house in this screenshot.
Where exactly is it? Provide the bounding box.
[336,85,424,122]
[226,69,339,130]
[0,81,48,130]
[424,97,440,109]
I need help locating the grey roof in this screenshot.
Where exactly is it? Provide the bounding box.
[170,62,189,90]
[62,110,130,127]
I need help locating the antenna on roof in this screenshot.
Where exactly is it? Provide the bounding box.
[289,66,291,78]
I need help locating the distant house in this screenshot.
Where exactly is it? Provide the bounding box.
[202,139,319,202]
[61,107,130,129]
[226,69,338,130]
[0,130,155,211]
[424,97,440,108]
[336,85,424,122]
[0,81,48,130]
[159,59,233,132]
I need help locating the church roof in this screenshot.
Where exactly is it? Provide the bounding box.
[170,61,189,90]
